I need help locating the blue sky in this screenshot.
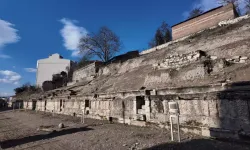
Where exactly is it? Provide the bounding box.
[0,0,245,96]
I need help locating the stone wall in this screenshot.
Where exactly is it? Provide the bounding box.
[72,62,103,82]
[154,50,206,69]
[21,83,250,139]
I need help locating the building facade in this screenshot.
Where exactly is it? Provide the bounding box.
[172,3,238,40]
[36,53,73,87]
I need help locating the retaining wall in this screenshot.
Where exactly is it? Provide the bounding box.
[22,84,250,139]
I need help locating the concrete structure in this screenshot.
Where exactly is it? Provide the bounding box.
[172,3,238,40]
[36,53,73,87]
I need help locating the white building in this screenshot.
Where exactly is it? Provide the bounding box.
[36,53,73,87]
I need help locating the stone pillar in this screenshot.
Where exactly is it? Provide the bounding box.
[133,98,137,119]
[145,96,151,121]
[163,100,169,114]
[163,100,169,122]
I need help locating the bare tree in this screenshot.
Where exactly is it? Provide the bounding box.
[76,55,92,69]
[148,21,172,48]
[188,7,204,19]
[218,0,239,5]
[148,38,156,48]
[245,0,250,14]
[79,26,122,62]
[218,0,240,14]
[160,21,172,43]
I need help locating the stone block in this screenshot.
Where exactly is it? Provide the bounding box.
[201,127,211,137]
[210,56,218,60]
[135,114,146,121]
[239,59,246,63]
[240,56,248,60]
[138,109,145,114]
[187,55,192,60]
[207,117,221,128]
[131,120,146,126]
[233,56,240,59]
[209,128,238,139]
[208,100,218,117]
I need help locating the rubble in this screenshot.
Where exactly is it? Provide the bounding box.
[219,15,250,26]
[156,50,206,69]
[58,123,65,129]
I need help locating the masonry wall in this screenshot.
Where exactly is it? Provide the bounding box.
[22,84,250,139]
[172,3,237,40]
[72,62,103,82]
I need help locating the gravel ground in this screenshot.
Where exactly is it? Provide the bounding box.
[0,109,250,150]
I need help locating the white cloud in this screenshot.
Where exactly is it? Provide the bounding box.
[0,19,20,48]
[0,54,11,59]
[24,68,37,73]
[0,70,21,84]
[71,50,82,57]
[60,18,88,57]
[0,19,20,59]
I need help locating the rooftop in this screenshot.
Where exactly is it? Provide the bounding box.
[172,3,235,27]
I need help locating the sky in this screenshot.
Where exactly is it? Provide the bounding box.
[0,0,247,96]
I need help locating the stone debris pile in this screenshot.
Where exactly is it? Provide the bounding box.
[226,56,248,63]
[154,50,206,69]
[219,15,250,26]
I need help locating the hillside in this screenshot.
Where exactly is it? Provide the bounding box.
[62,17,250,95]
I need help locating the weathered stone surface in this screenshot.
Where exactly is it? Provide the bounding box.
[240,56,248,60]
[156,50,206,70]
[181,65,206,80]
[210,56,218,60]
[72,62,103,83]
[58,123,64,129]
[20,18,250,140]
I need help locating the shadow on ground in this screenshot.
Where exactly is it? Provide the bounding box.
[0,117,10,121]
[0,126,93,149]
[0,108,13,113]
[144,139,250,150]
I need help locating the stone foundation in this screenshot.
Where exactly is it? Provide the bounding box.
[22,83,250,140]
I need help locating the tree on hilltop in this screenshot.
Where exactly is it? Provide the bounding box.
[217,0,240,14]
[218,0,239,6]
[14,83,39,95]
[245,0,250,14]
[76,55,92,69]
[188,7,204,19]
[79,26,122,62]
[148,21,172,48]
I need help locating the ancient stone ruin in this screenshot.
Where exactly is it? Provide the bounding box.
[17,16,250,140]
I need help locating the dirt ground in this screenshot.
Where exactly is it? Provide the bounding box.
[0,109,250,150]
